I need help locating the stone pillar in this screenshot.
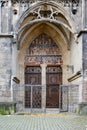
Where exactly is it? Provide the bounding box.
[1,0,12,33]
[81,0,87,105]
[82,34,87,104]
[82,0,87,28]
[79,83,83,103]
[0,36,12,102]
[12,43,17,76]
[11,41,18,102]
[82,0,87,76]
[0,1,1,33]
[40,64,47,111]
[7,0,12,33]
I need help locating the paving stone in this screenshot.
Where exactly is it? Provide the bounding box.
[0,114,87,130]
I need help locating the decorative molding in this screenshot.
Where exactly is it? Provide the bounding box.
[25,55,62,65]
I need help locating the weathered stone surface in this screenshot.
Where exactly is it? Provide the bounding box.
[0,37,12,101]
[0,0,87,114]
[0,114,87,130]
[68,85,79,112]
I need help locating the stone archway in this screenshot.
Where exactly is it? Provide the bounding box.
[16,22,71,112]
[17,23,70,87]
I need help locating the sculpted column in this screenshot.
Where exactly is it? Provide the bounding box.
[40,64,47,112]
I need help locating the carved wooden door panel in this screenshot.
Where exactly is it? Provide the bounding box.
[46,66,62,108]
[25,66,41,108]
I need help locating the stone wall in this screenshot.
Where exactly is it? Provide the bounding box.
[82,33,87,75]
[0,36,12,102]
[1,7,11,33]
[13,81,24,112]
[61,85,68,111]
[82,32,87,105]
[82,81,87,102]
[68,85,79,112]
[70,36,82,77]
[60,85,79,113]
[83,0,87,28]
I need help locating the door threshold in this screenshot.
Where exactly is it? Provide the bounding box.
[17,108,60,114]
[46,108,60,114]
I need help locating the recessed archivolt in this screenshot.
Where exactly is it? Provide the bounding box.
[17,1,75,53]
[18,22,68,55]
[18,22,69,50]
[18,19,71,45]
[18,18,72,34]
[16,1,74,31]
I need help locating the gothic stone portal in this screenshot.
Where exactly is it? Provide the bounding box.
[25,34,62,109]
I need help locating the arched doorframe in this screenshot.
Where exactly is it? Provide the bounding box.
[17,29,70,112]
[17,23,70,86]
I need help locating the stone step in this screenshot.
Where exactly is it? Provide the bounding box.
[16,108,60,114]
[46,108,60,114]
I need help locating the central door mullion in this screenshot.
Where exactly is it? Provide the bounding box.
[40,64,47,112]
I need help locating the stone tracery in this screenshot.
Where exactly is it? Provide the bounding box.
[31,6,59,20]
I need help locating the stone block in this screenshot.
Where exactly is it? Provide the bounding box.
[79,103,87,114]
[0,37,12,100]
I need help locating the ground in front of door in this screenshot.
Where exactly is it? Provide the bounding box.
[0,113,87,130]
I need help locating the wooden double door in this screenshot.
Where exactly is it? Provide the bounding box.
[25,66,62,108]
